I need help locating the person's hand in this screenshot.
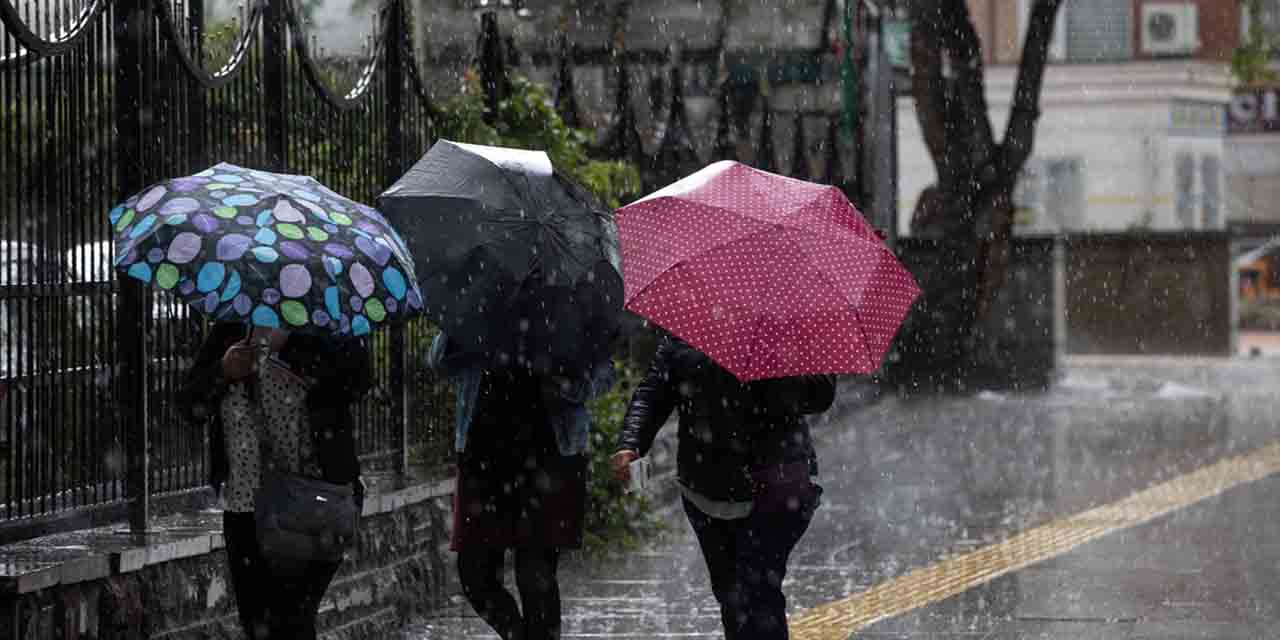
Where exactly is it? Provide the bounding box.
[610,450,639,485]
[670,341,710,373]
[220,341,258,381]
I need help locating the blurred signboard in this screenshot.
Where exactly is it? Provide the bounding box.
[1229,87,1280,135]
[884,19,911,69]
[1170,100,1225,135]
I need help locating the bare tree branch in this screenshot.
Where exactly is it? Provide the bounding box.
[908,0,950,187]
[610,0,631,53]
[715,0,733,53]
[974,0,1064,320]
[897,0,1066,379]
[816,0,837,55]
[999,0,1064,179]
[940,0,996,181]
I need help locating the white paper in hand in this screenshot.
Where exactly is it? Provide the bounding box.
[626,457,652,495]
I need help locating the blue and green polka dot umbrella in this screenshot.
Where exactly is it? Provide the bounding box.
[109,163,424,336]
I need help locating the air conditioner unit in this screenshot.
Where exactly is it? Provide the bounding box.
[1141,3,1200,55]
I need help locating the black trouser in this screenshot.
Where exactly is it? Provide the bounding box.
[223,512,343,640]
[457,548,562,640]
[683,493,819,640]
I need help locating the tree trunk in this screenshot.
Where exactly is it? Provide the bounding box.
[888,0,1063,391]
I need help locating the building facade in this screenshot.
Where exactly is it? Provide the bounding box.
[1227,0,1280,243]
[898,0,1242,236]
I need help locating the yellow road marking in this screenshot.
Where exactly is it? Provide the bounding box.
[789,439,1280,639]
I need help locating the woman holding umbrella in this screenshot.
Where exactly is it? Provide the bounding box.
[110,163,424,639]
[427,332,613,640]
[382,141,624,640]
[609,161,921,639]
[612,335,834,640]
[180,325,372,639]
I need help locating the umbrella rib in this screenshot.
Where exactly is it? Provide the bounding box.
[791,232,897,308]
[795,248,882,371]
[741,232,826,379]
[845,298,878,373]
[624,210,781,303]
[626,223,879,314]
[759,232,883,375]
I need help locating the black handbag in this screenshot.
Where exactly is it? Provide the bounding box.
[255,469,359,576]
[749,461,822,515]
[251,361,360,576]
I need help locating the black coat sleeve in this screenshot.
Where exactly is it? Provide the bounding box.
[179,323,247,492]
[618,337,680,457]
[178,323,245,424]
[303,337,374,404]
[285,335,373,489]
[748,374,837,416]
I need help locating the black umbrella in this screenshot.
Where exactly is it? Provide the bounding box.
[377,140,623,374]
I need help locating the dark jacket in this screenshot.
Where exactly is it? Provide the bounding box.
[178,323,374,494]
[619,335,836,503]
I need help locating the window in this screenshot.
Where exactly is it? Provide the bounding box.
[1201,155,1221,229]
[1243,0,1280,44]
[1020,0,1133,63]
[1045,158,1085,229]
[1067,0,1132,62]
[1014,162,1044,230]
[1175,153,1196,227]
[1014,157,1084,232]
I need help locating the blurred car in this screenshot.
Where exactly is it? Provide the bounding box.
[1,240,109,498]
[64,240,188,328]
[1,240,88,379]
[2,239,199,507]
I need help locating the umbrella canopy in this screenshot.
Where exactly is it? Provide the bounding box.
[617,160,920,381]
[109,163,423,336]
[377,140,623,373]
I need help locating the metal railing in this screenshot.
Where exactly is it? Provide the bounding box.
[0,0,446,542]
[0,0,891,543]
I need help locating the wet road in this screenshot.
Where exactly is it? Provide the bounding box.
[401,356,1280,638]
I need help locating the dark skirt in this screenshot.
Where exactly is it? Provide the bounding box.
[452,449,587,551]
[452,367,589,551]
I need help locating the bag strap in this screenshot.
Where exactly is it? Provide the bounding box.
[254,359,304,473]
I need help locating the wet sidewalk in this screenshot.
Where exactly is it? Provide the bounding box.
[398,356,1280,639]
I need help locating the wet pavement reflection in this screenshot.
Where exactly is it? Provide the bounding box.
[403,357,1280,638]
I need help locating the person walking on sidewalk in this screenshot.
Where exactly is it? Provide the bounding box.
[179,323,373,640]
[612,333,835,640]
[427,332,615,640]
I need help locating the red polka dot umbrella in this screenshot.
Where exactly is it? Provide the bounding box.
[616,161,921,382]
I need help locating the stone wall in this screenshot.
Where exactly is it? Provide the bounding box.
[969,238,1059,389]
[885,237,1059,393]
[1064,232,1234,356]
[0,437,690,640]
[884,232,1234,391]
[1,479,455,640]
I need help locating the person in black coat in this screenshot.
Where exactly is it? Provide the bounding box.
[179,322,372,640]
[427,332,613,640]
[612,334,835,640]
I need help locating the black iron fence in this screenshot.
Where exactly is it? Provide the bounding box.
[0,0,897,543]
[0,0,447,542]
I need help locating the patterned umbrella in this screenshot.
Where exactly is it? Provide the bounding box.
[616,161,920,381]
[109,163,423,336]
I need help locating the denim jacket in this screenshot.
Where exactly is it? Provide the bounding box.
[426,333,615,456]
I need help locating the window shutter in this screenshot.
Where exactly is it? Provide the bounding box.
[1065,0,1132,62]
[1176,153,1196,228]
[1201,155,1221,229]
[1046,157,1085,230]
